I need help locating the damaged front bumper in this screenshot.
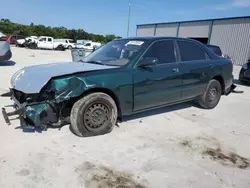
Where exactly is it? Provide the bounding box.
[2,91,58,128]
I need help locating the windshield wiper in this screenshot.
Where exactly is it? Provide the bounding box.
[85,61,105,65]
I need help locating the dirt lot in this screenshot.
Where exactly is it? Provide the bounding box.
[0,47,249,188]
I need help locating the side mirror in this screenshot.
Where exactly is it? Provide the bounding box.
[137,57,158,67]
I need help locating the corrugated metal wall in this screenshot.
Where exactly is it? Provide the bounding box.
[136,25,155,36]
[210,18,250,66]
[155,23,178,36]
[178,21,211,38]
[136,17,250,66]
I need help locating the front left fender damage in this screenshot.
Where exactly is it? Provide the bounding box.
[2,75,96,128]
[51,76,93,102]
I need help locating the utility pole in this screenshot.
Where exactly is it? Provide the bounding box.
[127,3,131,37]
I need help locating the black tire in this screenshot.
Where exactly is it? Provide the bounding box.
[68,45,72,50]
[198,79,222,109]
[70,92,118,137]
[30,43,37,49]
[56,45,63,51]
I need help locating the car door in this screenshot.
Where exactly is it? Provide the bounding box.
[37,37,46,48]
[133,40,183,111]
[176,40,215,99]
[47,37,53,49]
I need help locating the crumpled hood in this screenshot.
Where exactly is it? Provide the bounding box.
[11,62,117,94]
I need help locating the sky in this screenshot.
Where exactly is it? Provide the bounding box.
[0,0,249,37]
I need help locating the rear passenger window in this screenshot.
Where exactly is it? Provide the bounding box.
[143,40,176,64]
[178,41,207,61]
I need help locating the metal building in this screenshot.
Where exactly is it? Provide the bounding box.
[136,16,250,66]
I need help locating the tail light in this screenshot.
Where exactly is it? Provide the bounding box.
[0,36,8,41]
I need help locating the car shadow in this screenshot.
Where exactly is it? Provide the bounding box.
[0,60,16,66]
[122,101,195,122]
[12,102,196,134]
[15,125,46,133]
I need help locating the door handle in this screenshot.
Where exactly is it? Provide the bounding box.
[209,64,214,68]
[172,68,179,73]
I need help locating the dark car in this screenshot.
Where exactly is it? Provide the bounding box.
[239,59,250,84]
[2,37,234,137]
[8,35,26,44]
[206,44,222,56]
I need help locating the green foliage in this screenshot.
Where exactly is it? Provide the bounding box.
[0,18,120,43]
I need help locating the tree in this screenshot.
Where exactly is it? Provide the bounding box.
[0,18,119,43]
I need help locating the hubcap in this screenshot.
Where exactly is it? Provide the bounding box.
[84,103,109,130]
[208,87,218,102]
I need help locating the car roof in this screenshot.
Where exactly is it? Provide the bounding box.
[115,36,220,59]
[115,36,199,43]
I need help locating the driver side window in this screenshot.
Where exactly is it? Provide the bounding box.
[143,40,176,64]
[39,37,46,42]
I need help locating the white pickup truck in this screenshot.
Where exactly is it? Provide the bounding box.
[36,36,66,50]
[54,39,76,49]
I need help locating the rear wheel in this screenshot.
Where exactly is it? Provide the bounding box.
[70,92,118,137]
[56,45,64,51]
[198,79,222,109]
[68,45,72,50]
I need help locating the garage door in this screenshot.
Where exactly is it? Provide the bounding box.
[210,18,250,66]
[155,23,178,36]
[136,25,155,36]
[178,21,211,38]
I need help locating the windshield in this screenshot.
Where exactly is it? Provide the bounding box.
[83,39,147,66]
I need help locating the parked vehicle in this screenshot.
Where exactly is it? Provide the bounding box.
[54,39,76,49]
[206,44,222,56]
[2,37,235,137]
[76,41,101,50]
[0,31,12,61]
[239,59,250,84]
[31,36,65,50]
[206,44,233,61]
[16,36,38,47]
[8,35,26,44]
[23,36,39,48]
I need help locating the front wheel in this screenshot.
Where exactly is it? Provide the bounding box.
[29,43,37,49]
[198,79,222,109]
[70,92,118,137]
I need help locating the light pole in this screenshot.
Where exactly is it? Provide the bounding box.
[127,3,131,37]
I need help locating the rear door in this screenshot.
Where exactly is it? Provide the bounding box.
[133,39,183,111]
[176,40,214,99]
[47,37,53,49]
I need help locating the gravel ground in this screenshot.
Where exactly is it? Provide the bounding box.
[0,47,249,188]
